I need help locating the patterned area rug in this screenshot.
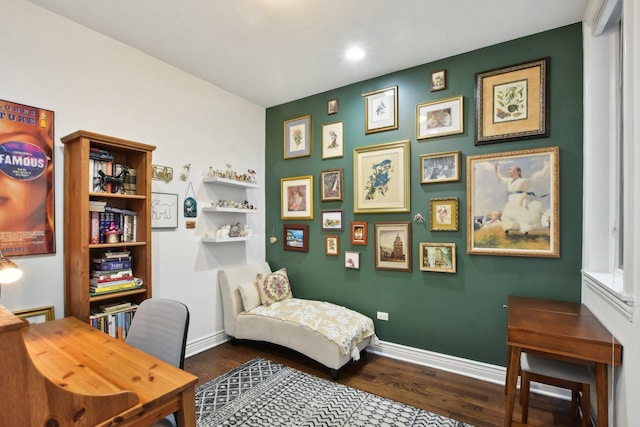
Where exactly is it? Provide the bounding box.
[195,357,472,426]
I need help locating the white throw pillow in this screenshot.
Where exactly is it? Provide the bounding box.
[238,281,261,311]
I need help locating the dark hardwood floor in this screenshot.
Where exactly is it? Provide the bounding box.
[185,340,586,427]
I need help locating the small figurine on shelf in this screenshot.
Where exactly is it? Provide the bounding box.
[104,222,122,244]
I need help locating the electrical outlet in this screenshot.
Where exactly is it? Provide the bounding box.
[377,311,389,321]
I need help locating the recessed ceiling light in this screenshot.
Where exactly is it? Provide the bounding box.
[345,47,365,61]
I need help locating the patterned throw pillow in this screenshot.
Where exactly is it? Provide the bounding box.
[256,268,293,307]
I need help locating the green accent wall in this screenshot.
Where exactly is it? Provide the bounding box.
[265,23,583,366]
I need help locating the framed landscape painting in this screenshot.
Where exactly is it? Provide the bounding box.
[374,222,412,272]
[283,224,309,252]
[420,151,461,184]
[419,243,456,273]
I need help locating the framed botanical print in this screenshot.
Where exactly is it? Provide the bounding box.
[429,197,459,231]
[284,115,312,158]
[420,151,461,184]
[320,168,343,201]
[419,243,456,273]
[416,95,463,140]
[325,235,339,256]
[283,224,309,252]
[363,86,398,134]
[281,175,313,220]
[467,146,559,258]
[374,222,412,272]
[350,221,368,246]
[322,121,344,159]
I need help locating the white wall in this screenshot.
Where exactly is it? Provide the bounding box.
[0,0,266,352]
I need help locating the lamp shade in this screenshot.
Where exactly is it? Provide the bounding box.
[0,252,23,284]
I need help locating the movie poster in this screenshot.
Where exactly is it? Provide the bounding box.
[0,100,55,256]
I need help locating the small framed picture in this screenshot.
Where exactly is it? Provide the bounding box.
[283,224,309,252]
[421,151,461,184]
[13,305,55,324]
[416,95,463,140]
[363,86,398,134]
[320,168,343,201]
[325,235,339,256]
[151,192,179,229]
[281,175,313,220]
[328,98,338,115]
[321,209,343,231]
[322,121,344,159]
[429,197,459,231]
[374,222,412,272]
[345,251,360,269]
[284,115,312,159]
[431,69,446,92]
[419,243,456,273]
[350,221,368,246]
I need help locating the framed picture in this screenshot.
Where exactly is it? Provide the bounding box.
[416,95,463,140]
[420,151,461,184]
[284,115,312,159]
[345,251,360,269]
[353,140,410,214]
[431,69,446,92]
[363,86,398,134]
[419,243,456,273]
[321,210,343,231]
[151,192,179,229]
[475,57,549,145]
[322,121,344,159]
[320,168,343,201]
[467,146,559,258]
[281,175,313,220]
[350,221,368,246]
[325,235,339,256]
[374,222,412,272]
[283,224,309,252]
[429,197,459,231]
[13,305,55,324]
[327,98,338,115]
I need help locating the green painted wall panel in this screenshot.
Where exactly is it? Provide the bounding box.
[265,23,583,366]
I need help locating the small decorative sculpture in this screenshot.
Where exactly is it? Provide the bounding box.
[98,166,129,193]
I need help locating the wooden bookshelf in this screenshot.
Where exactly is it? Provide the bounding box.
[62,130,155,322]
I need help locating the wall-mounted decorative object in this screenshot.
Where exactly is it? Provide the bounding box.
[179,163,191,181]
[416,95,463,140]
[363,86,398,134]
[321,210,343,231]
[320,168,343,201]
[420,150,461,184]
[430,69,446,92]
[151,192,178,229]
[327,98,338,115]
[350,221,368,246]
[467,146,559,258]
[269,225,278,244]
[151,164,174,182]
[183,182,197,218]
[284,115,312,159]
[0,99,55,256]
[429,197,459,231]
[185,221,196,229]
[13,305,55,324]
[475,57,549,145]
[322,121,344,159]
[345,251,360,269]
[419,243,456,273]
[325,235,339,256]
[281,175,313,220]
[354,140,410,214]
[283,224,309,252]
[374,222,412,272]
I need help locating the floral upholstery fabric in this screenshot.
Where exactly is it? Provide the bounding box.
[256,268,293,307]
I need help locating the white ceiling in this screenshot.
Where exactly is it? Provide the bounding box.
[27,0,588,108]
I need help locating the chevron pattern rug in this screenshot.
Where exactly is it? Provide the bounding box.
[195,357,472,426]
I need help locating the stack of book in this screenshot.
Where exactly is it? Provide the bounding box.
[90,250,141,296]
[89,301,138,340]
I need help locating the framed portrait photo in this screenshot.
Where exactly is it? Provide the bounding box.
[416,95,463,140]
[321,210,343,231]
[475,57,549,145]
[281,175,313,220]
[374,222,412,272]
[283,224,309,252]
[467,146,559,258]
[345,251,360,269]
[420,150,461,184]
[327,98,338,115]
[325,235,339,256]
[320,168,343,201]
[429,197,459,231]
[419,243,456,273]
[353,140,410,214]
[284,115,312,159]
[322,121,344,159]
[363,86,398,134]
[430,69,446,92]
[350,221,368,246]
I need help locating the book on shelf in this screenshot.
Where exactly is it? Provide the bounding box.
[90,303,138,340]
[90,211,100,244]
[89,200,107,212]
[91,270,134,283]
[89,280,141,295]
[96,301,133,313]
[93,259,132,271]
[90,277,138,288]
[124,167,137,195]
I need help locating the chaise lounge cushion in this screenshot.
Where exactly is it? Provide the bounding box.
[256,268,293,306]
[238,281,261,311]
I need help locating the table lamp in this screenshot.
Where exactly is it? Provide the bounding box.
[0,251,23,295]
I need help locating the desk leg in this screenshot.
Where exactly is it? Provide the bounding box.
[175,386,196,427]
[504,345,521,427]
[595,362,608,427]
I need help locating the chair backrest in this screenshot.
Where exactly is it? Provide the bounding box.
[126,298,189,369]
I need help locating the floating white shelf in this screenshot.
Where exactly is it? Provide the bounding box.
[201,236,252,243]
[203,176,259,189]
[202,206,259,214]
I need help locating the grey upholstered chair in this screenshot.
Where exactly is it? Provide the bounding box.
[126,298,190,426]
[520,352,594,427]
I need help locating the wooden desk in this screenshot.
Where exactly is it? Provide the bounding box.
[505,295,622,427]
[6,312,198,426]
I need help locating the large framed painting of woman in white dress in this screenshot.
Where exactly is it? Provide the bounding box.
[467,146,559,258]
